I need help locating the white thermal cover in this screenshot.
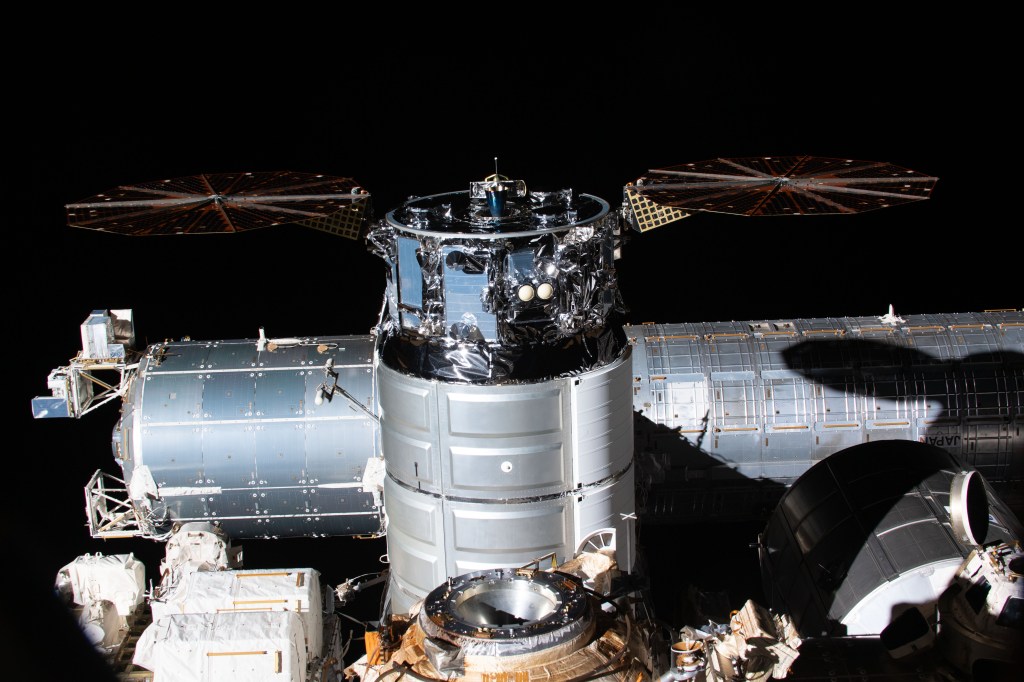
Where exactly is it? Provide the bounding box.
[58,553,145,616]
[150,569,321,658]
[134,611,306,682]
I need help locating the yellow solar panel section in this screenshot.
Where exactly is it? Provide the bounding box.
[625,187,690,232]
[295,196,369,240]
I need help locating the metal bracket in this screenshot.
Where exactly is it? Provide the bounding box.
[316,358,379,423]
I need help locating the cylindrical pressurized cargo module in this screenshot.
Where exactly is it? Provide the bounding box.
[379,351,635,613]
[368,177,634,612]
[112,335,384,539]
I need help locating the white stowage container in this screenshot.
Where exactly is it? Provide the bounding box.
[56,553,146,616]
[133,611,306,682]
[150,569,322,661]
[80,311,112,359]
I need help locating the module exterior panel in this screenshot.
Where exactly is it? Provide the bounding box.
[116,336,382,539]
[630,311,1024,524]
[378,352,636,614]
[629,312,1024,496]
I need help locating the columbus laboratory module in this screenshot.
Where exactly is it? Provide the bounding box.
[34,157,1024,681]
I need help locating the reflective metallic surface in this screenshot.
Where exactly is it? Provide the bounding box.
[116,336,381,539]
[455,581,558,627]
[423,568,590,640]
[391,566,648,682]
[379,352,635,613]
[369,183,624,383]
[631,311,1024,522]
[949,470,990,547]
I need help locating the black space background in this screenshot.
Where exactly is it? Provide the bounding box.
[10,8,1015,677]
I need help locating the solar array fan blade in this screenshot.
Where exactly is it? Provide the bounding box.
[66,171,368,236]
[630,155,938,218]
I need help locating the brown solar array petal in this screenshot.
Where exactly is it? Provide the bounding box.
[66,171,366,235]
[632,156,937,217]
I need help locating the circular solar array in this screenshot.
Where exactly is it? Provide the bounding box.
[66,171,366,235]
[633,155,938,216]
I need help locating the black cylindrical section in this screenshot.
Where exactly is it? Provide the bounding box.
[760,441,1020,636]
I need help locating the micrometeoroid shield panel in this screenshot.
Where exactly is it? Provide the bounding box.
[118,336,381,539]
[379,351,636,614]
